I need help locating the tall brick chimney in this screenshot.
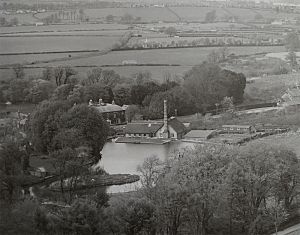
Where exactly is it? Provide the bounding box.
[162,100,169,138]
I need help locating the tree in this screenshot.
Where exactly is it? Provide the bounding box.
[125,105,140,122]
[106,14,114,22]
[110,198,156,235]
[26,79,55,104]
[42,67,54,81]
[272,147,300,210]
[50,147,90,203]
[205,10,216,23]
[101,69,120,88]
[79,8,85,21]
[121,13,134,24]
[226,143,286,235]
[29,101,109,161]
[286,50,298,68]
[49,199,106,234]
[12,64,25,79]
[165,27,177,36]
[0,142,24,203]
[221,96,235,113]
[135,71,152,85]
[51,84,75,101]
[183,62,246,112]
[137,156,165,200]
[131,82,161,106]
[149,145,231,235]
[54,66,77,87]
[113,84,131,106]
[266,198,288,235]
[7,79,31,103]
[86,68,120,88]
[285,32,300,51]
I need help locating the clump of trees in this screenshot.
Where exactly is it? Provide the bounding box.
[132,143,300,235]
[1,62,246,121]
[205,10,216,23]
[183,62,246,112]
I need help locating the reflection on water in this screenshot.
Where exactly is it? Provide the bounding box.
[98,141,195,193]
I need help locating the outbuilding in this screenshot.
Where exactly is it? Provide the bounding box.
[222,125,256,134]
[184,130,218,141]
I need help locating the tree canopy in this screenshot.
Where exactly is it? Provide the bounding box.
[29,100,109,160]
[183,62,246,112]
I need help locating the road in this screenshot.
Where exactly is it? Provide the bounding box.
[273,223,300,235]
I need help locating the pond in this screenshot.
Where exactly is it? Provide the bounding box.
[98,141,195,193]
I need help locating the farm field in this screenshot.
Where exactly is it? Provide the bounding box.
[170,6,300,22]
[34,46,286,67]
[170,7,229,22]
[0,30,129,37]
[0,23,128,34]
[0,35,120,54]
[0,52,94,66]
[0,45,286,81]
[85,7,179,22]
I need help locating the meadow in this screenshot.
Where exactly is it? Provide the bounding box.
[85,7,179,22]
[0,36,120,54]
[0,23,128,34]
[34,46,286,67]
[0,45,286,81]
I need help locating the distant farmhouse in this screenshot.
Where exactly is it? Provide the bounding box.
[89,99,127,125]
[124,100,187,139]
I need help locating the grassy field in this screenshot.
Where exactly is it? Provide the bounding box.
[245,73,300,99]
[33,46,285,67]
[0,36,120,54]
[0,23,128,34]
[85,7,179,22]
[170,6,229,22]
[0,45,286,81]
[253,132,300,157]
[0,52,95,66]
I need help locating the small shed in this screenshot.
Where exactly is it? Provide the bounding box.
[184,130,218,140]
[222,125,256,134]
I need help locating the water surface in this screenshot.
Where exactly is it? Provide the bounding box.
[99,141,195,192]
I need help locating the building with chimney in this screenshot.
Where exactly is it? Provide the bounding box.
[123,100,187,139]
[89,99,126,125]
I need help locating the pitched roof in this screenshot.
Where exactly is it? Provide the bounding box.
[185,130,216,139]
[125,122,163,134]
[168,117,186,134]
[94,104,124,113]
